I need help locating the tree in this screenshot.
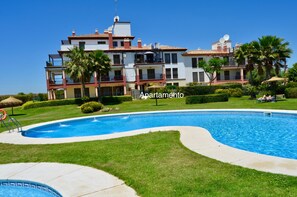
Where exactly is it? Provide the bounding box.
[88,50,111,101]
[257,36,292,79]
[198,58,226,85]
[234,42,259,84]
[288,63,297,82]
[65,47,92,98]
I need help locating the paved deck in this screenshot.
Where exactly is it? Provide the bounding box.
[0,162,138,197]
[0,109,297,177]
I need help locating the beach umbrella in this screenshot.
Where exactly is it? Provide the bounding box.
[148,84,165,106]
[0,96,23,115]
[262,76,287,84]
[262,77,287,100]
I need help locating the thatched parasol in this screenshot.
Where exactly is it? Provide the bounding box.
[0,96,23,115]
[262,77,287,84]
[262,77,287,101]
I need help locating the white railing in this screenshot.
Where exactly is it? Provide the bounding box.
[60,44,109,51]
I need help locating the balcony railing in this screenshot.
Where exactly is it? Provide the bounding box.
[101,75,124,82]
[139,73,163,80]
[60,44,109,51]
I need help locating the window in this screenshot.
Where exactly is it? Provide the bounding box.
[198,57,203,67]
[166,68,171,79]
[172,68,178,79]
[79,42,85,49]
[192,72,198,82]
[235,71,241,80]
[139,69,143,80]
[192,58,197,68]
[166,83,173,86]
[113,54,121,64]
[173,83,179,87]
[135,54,144,63]
[147,69,155,79]
[224,71,230,80]
[199,72,205,82]
[114,70,122,80]
[85,88,90,97]
[74,88,81,98]
[98,41,106,44]
[101,73,110,81]
[165,53,170,64]
[171,53,178,64]
[113,41,118,47]
[120,41,124,47]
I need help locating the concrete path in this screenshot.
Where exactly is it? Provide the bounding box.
[0,162,138,197]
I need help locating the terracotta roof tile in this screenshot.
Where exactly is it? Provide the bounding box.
[183,49,229,56]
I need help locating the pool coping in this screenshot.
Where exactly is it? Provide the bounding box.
[0,109,297,176]
[0,162,138,197]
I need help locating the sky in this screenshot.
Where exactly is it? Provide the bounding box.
[1,0,297,95]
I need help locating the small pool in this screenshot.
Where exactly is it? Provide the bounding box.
[23,110,297,160]
[0,180,62,197]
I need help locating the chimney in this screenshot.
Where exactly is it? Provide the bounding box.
[137,39,142,48]
[72,30,76,36]
[95,28,99,35]
[108,31,113,49]
[104,29,109,34]
[124,38,130,49]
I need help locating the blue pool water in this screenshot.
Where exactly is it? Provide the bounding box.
[0,180,62,197]
[23,111,297,160]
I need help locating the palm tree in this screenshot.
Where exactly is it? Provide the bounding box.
[258,36,292,79]
[234,41,260,83]
[88,50,111,101]
[65,47,92,98]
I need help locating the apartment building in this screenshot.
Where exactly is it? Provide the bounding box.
[45,17,246,99]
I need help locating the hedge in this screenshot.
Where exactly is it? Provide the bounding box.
[179,84,243,96]
[101,96,132,105]
[285,88,297,98]
[22,99,77,110]
[186,94,229,104]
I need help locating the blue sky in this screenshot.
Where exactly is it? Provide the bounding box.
[1,0,297,95]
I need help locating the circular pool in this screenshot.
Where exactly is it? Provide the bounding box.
[22,110,297,160]
[0,179,62,197]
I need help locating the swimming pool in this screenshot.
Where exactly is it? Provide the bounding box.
[0,180,62,197]
[23,110,297,160]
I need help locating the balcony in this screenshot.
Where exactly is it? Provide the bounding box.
[101,75,124,82]
[139,73,164,81]
[134,53,163,65]
[60,44,109,51]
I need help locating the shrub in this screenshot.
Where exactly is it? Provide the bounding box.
[101,96,132,105]
[215,89,231,97]
[179,86,220,96]
[220,83,243,89]
[286,82,297,88]
[230,88,243,97]
[285,88,297,98]
[81,106,93,113]
[186,94,228,104]
[22,99,76,110]
[80,101,103,113]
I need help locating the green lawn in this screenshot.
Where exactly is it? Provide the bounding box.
[1,97,297,196]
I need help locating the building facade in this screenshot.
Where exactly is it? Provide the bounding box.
[45,17,247,99]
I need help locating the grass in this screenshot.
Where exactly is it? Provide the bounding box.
[0,132,296,196]
[1,97,297,196]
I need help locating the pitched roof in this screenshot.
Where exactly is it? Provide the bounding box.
[182,49,230,56]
